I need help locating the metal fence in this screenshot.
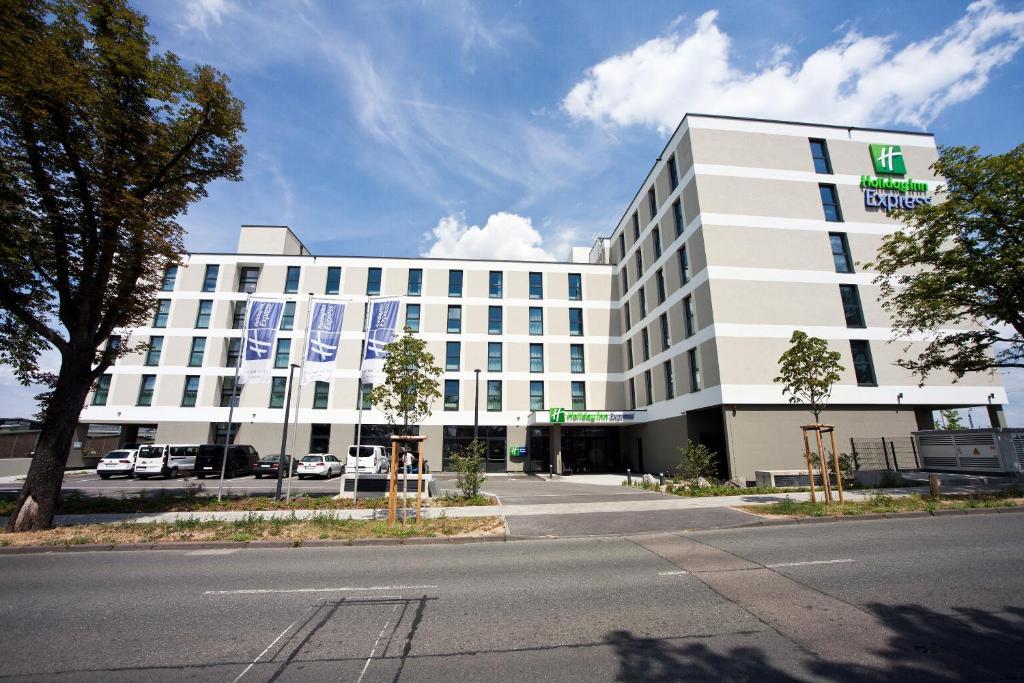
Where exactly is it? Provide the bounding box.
[849,437,920,471]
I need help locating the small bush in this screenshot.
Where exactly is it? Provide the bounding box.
[674,440,718,483]
[450,439,487,498]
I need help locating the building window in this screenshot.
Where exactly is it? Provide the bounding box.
[489,271,503,298]
[571,381,586,410]
[819,184,843,222]
[644,369,653,405]
[448,269,463,297]
[529,307,543,335]
[623,301,631,332]
[529,343,544,372]
[683,296,695,337]
[628,378,636,410]
[809,138,833,174]
[357,383,372,410]
[829,232,854,273]
[446,341,461,371]
[638,287,647,318]
[618,234,626,263]
[447,305,462,333]
[193,300,212,329]
[850,340,877,386]
[570,344,585,373]
[688,349,701,392]
[488,306,503,335]
[656,269,666,304]
[232,301,245,329]
[407,268,422,296]
[632,211,640,241]
[647,187,657,220]
[106,335,121,353]
[664,361,675,399]
[840,284,866,328]
[652,227,662,259]
[92,374,111,406]
[569,308,583,336]
[660,313,670,350]
[225,337,241,367]
[313,381,329,409]
[529,381,544,411]
[280,301,295,331]
[641,328,650,361]
[238,266,260,293]
[568,273,582,300]
[219,376,239,407]
[326,266,341,295]
[310,424,331,453]
[137,375,156,406]
[626,339,634,370]
[488,342,502,371]
[284,266,300,293]
[153,299,170,328]
[405,303,421,332]
[202,264,219,292]
[668,155,679,190]
[673,200,684,238]
[145,336,163,366]
[212,422,240,445]
[274,338,291,369]
[161,266,177,292]
[269,376,287,408]
[189,337,206,367]
[635,251,643,280]
[366,267,382,296]
[487,380,502,412]
[181,375,199,407]
[678,246,690,285]
[444,380,460,411]
[529,272,543,299]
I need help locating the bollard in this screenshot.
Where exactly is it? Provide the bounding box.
[928,474,940,497]
[549,463,553,480]
[659,472,665,486]
[626,468,631,485]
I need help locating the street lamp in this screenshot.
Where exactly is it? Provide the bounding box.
[474,369,481,440]
[276,363,300,499]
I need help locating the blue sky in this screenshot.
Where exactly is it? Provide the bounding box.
[3,0,1023,423]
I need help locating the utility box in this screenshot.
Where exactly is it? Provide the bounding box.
[913,429,1024,477]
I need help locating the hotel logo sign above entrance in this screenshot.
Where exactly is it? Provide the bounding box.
[870,144,906,175]
[547,407,637,424]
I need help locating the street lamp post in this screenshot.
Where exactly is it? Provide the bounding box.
[275,363,299,499]
[474,369,481,440]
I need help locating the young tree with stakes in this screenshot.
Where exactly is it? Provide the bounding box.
[0,0,245,530]
[774,331,845,503]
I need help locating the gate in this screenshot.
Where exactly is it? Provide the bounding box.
[850,437,920,471]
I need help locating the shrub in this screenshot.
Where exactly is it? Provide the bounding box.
[674,440,718,483]
[450,439,487,498]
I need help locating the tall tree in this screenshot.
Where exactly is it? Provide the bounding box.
[0,0,244,530]
[938,409,965,430]
[774,330,845,425]
[366,327,442,436]
[871,144,1024,381]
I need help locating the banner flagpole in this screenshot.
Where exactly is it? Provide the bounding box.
[285,292,313,503]
[346,299,371,499]
[218,291,250,502]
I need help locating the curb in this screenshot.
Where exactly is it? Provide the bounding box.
[718,504,1024,530]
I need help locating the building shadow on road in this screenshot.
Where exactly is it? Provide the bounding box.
[606,603,1024,681]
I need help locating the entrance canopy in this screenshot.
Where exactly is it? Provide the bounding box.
[527,408,646,427]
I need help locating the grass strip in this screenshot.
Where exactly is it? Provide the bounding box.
[739,491,1023,518]
[0,513,504,547]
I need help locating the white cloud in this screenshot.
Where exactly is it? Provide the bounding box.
[421,213,557,261]
[180,0,233,34]
[563,1,1024,133]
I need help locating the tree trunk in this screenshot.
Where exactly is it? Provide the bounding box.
[7,357,93,532]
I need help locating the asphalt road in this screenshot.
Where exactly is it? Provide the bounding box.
[1,514,1022,681]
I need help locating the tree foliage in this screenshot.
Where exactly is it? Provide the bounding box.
[366,327,442,434]
[774,331,845,423]
[870,144,1024,381]
[0,0,245,530]
[674,440,717,483]
[449,439,486,499]
[938,409,965,430]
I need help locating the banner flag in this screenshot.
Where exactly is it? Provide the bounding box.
[301,301,346,385]
[239,299,284,385]
[360,298,401,384]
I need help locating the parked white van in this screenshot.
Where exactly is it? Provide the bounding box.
[134,444,199,479]
[346,445,388,474]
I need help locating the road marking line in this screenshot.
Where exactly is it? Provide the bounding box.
[766,559,855,568]
[232,618,299,683]
[657,570,688,576]
[185,549,238,556]
[358,604,399,683]
[204,585,437,595]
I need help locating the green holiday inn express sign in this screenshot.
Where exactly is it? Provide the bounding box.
[547,407,637,424]
[870,143,907,175]
[862,142,932,212]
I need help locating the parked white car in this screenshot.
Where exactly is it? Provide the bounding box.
[96,449,138,479]
[346,445,388,474]
[134,444,199,479]
[296,454,343,479]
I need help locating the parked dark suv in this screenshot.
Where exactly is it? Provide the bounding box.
[193,444,259,478]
